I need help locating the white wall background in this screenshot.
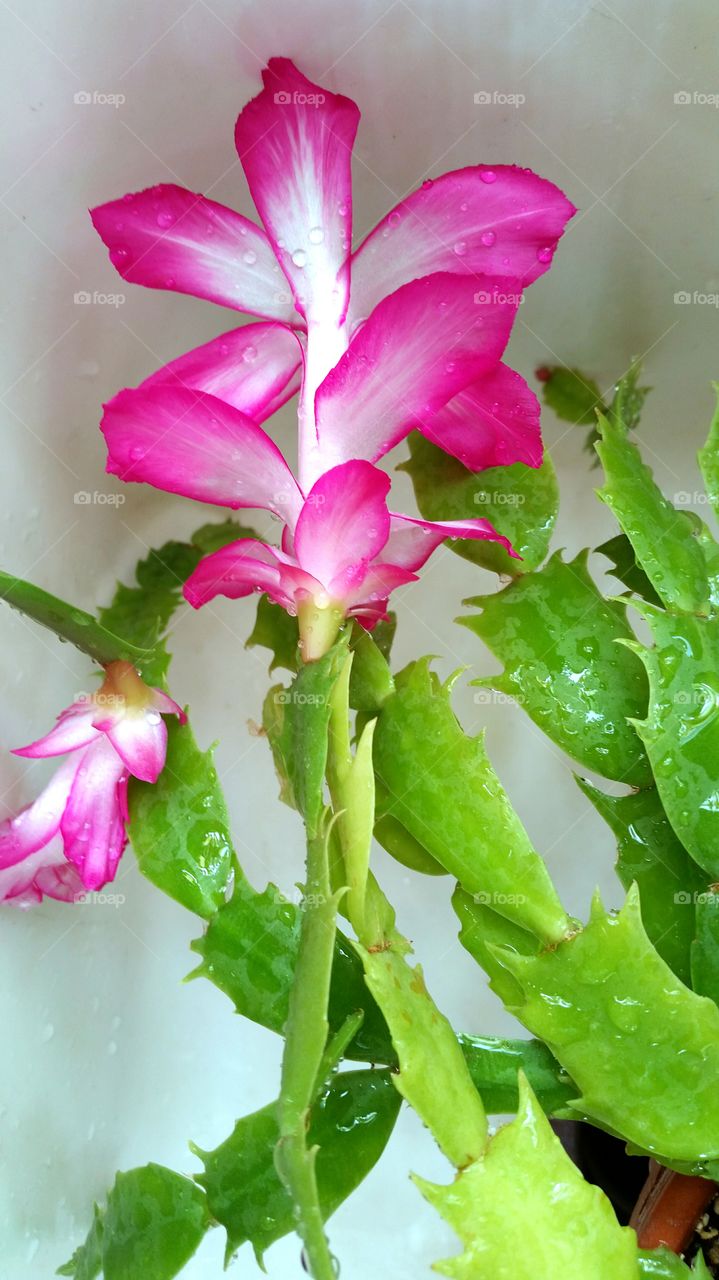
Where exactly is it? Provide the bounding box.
[0,1,717,1276]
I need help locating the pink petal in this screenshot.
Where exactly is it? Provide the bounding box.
[294,461,391,597]
[102,385,303,521]
[384,512,516,572]
[348,165,576,328]
[183,539,289,609]
[0,838,80,907]
[90,184,299,323]
[315,273,524,471]
[140,322,302,423]
[0,755,81,869]
[61,738,128,890]
[105,712,168,784]
[235,58,360,327]
[344,562,417,612]
[149,688,186,722]
[13,701,98,759]
[421,363,542,470]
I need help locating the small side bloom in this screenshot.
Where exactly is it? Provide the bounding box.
[0,663,183,905]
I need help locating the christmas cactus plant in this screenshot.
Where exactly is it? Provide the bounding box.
[3,57,719,1279]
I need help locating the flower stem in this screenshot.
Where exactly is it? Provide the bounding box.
[275,821,343,1280]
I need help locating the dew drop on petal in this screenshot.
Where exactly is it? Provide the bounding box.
[242,249,258,265]
[388,210,401,227]
[480,169,497,184]
[156,211,174,228]
[292,249,307,268]
[308,226,324,244]
[242,345,258,363]
[453,240,467,257]
[129,445,146,462]
[481,230,496,246]
[537,246,553,263]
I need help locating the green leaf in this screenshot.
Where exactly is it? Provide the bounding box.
[372,658,570,943]
[348,623,395,713]
[359,942,488,1167]
[461,550,651,785]
[0,570,149,667]
[195,1069,400,1264]
[638,1249,710,1278]
[577,779,706,986]
[57,1205,103,1278]
[540,366,606,426]
[608,362,650,433]
[246,595,300,673]
[596,412,711,615]
[458,1034,575,1116]
[453,885,542,1007]
[698,384,719,522]
[692,889,719,1003]
[190,874,394,1064]
[628,604,719,876]
[266,636,350,837]
[416,1073,638,1280]
[62,1165,208,1280]
[496,887,719,1168]
[597,534,663,606]
[129,718,233,918]
[401,433,558,575]
[190,517,257,556]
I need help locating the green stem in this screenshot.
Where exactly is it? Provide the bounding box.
[275,823,343,1280]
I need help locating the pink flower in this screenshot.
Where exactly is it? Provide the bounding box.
[92,58,573,658]
[0,663,183,906]
[182,460,516,660]
[92,57,575,490]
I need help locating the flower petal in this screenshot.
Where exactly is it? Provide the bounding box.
[384,512,516,572]
[421,363,542,470]
[90,184,298,322]
[343,561,417,611]
[13,701,98,759]
[0,754,80,869]
[235,58,360,328]
[102,385,303,521]
[140,322,302,423]
[0,837,81,907]
[314,273,523,471]
[61,738,128,890]
[348,165,576,328]
[104,712,168,784]
[294,461,391,596]
[184,539,288,609]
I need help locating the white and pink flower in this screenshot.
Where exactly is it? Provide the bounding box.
[91,57,574,657]
[0,663,183,906]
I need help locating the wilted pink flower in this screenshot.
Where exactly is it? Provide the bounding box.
[0,663,183,906]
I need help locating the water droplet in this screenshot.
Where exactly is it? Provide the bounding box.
[388,210,401,227]
[481,229,496,246]
[242,345,258,363]
[480,169,497,184]
[291,249,307,268]
[242,248,258,265]
[537,246,553,263]
[453,240,467,257]
[129,445,146,462]
[156,211,174,228]
[308,226,324,244]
